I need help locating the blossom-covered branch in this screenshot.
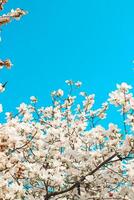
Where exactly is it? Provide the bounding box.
[0,81,134,200]
[0,1,134,200]
[0,8,27,26]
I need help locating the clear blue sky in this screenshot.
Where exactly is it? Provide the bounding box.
[0,0,134,121]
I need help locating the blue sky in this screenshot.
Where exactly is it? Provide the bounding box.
[0,0,134,122]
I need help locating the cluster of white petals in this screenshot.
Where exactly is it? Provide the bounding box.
[0,81,133,200]
[0,59,12,69]
[109,82,134,130]
[0,8,27,26]
[1,1,134,200]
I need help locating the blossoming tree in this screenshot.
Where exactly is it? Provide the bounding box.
[1,1,134,200]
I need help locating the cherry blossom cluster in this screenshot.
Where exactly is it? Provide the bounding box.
[0,81,134,200]
[0,59,12,69]
[0,8,27,26]
[109,82,134,132]
[1,1,134,200]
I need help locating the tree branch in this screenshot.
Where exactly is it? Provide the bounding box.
[44,153,117,199]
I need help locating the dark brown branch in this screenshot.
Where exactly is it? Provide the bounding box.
[44,153,117,199]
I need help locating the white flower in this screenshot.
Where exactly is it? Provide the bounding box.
[9,8,27,20]
[4,59,13,69]
[75,81,82,87]
[116,82,132,92]
[57,89,64,96]
[80,92,86,96]
[23,112,33,121]
[65,80,73,85]
[30,96,37,103]
[51,90,56,96]
[17,103,27,113]
[129,97,134,109]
